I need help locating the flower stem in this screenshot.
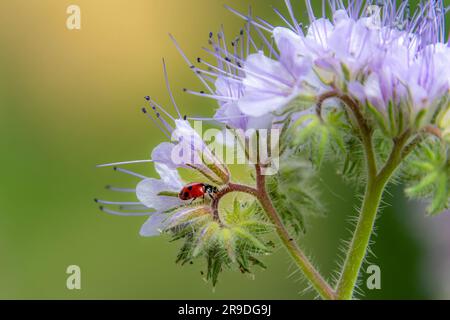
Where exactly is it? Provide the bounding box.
[211,165,336,300]
[215,166,337,299]
[336,132,410,299]
[255,165,337,300]
[335,176,385,299]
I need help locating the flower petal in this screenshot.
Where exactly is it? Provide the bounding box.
[243,51,294,90]
[151,142,180,169]
[306,18,334,49]
[273,27,311,76]
[364,73,386,111]
[139,213,168,237]
[215,77,242,104]
[154,162,183,190]
[136,175,183,211]
[172,119,229,182]
[238,90,296,117]
[348,81,366,102]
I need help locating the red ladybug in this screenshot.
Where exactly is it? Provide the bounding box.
[178,183,218,202]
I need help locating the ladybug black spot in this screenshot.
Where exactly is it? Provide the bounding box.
[188,186,193,190]
[183,192,189,198]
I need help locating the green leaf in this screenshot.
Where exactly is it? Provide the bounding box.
[206,247,226,287]
[266,151,325,235]
[290,108,349,168]
[403,139,449,215]
[169,196,272,287]
[317,127,329,167]
[233,227,269,252]
[219,228,236,262]
[406,171,439,196]
[430,174,448,215]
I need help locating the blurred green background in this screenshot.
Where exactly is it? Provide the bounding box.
[0,0,449,299]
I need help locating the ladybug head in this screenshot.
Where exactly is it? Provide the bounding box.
[204,184,218,194]
[178,190,189,200]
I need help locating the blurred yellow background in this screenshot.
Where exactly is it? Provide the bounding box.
[0,0,448,299]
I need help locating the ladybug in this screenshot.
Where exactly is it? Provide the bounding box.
[178,183,218,202]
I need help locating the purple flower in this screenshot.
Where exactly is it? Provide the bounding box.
[171,26,292,126]
[136,162,184,213]
[213,77,274,130]
[97,65,231,236]
[404,44,450,111]
[135,162,212,236]
[98,142,222,237]
[150,118,230,184]
[216,0,449,130]
[98,0,450,238]
[238,49,314,117]
[94,163,179,237]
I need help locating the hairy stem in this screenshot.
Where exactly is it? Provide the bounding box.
[254,165,337,300]
[336,131,410,299]
[340,94,377,178]
[211,182,258,221]
[212,166,336,299]
[316,92,377,176]
[335,175,385,299]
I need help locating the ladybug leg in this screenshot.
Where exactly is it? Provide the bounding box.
[189,198,196,205]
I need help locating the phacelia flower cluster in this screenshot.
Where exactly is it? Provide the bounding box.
[96,0,450,293]
[211,1,449,137]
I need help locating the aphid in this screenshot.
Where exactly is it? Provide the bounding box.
[178,183,218,202]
